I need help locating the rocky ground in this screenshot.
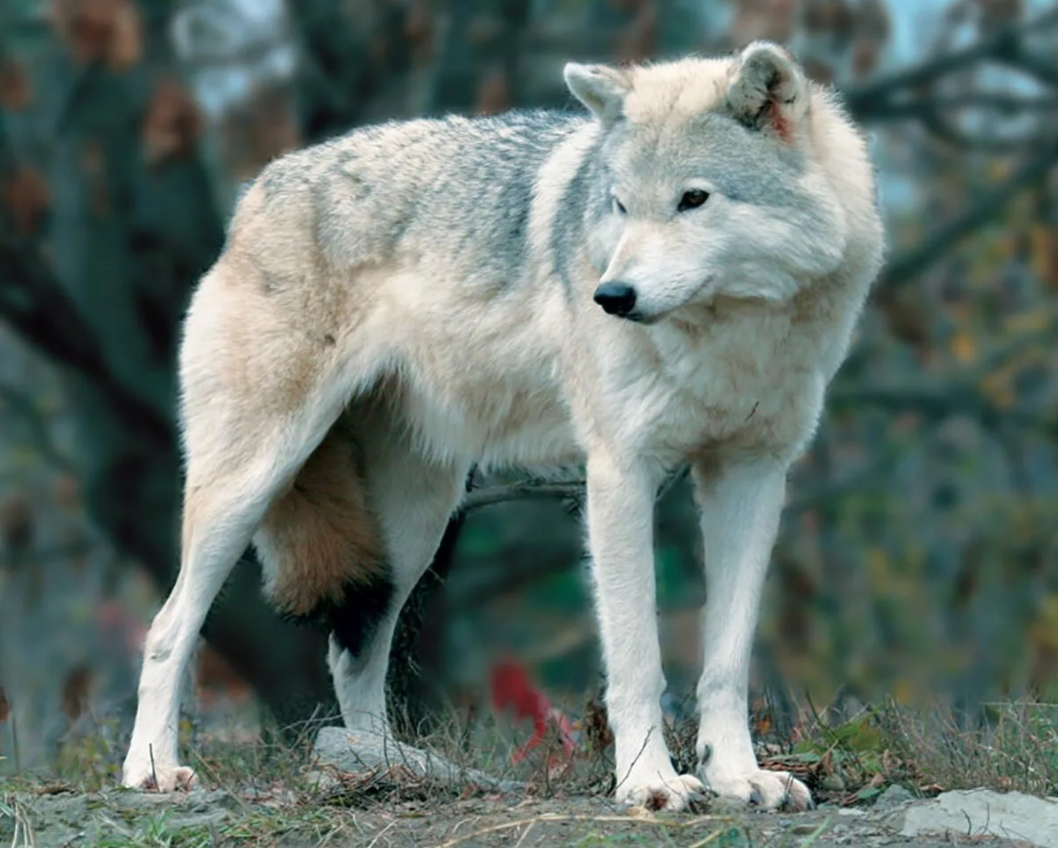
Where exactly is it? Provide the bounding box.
[2,727,1055,847]
[1,781,1053,847]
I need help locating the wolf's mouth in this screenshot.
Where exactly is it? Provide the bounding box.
[625,274,717,324]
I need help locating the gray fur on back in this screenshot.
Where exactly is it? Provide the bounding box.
[259,110,589,292]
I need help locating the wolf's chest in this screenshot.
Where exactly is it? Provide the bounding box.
[630,314,825,456]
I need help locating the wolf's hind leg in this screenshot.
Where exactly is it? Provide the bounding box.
[121,412,342,791]
[121,269,353,791]
[326,427,467,740]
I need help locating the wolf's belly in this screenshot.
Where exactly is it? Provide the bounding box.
[392,354,581,470]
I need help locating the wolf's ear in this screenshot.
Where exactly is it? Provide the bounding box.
[725,41,808,142]
[564,63,630,122]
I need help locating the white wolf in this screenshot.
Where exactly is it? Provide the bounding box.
[121,42,884,811]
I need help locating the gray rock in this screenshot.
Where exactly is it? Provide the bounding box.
[308,726,524,794]
[901,789,1058,847]
[874,783,915,808]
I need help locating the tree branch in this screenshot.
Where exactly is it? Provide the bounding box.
[879,136,1058,291]
[0,233,173,445]
[1007,45,1058,89]
[0,382,76,472]
[918,110,1049,154]
[864,93,1058,121]
[843,6,1058,118]
[829,385,1057,439]
[459,466,689,516]
[460,479,585,514]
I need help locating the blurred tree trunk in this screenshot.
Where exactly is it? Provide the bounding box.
[0,0,336,729]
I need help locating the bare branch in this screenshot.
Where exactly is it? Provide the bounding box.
[0,541,96,569]
[1007,46,1058,89]
[449,443,905,613]
[459,466,689,516]
[843,6,1058,117]
[865,94,1058,122]
[828,385,1057,439]
[460,479,585,513]
[879,136,1058,291]
[0,382,76,472]
[919,111,1048,153]
[0,232,173,445]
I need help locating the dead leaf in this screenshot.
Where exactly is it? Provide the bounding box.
[50,0,142,70]
[614,3,657,63]
[0,59,31,111]
[0,686,9,722]
[803,0,855,36]
[976,0,1024,31]
[583,697,614,755]
[731,0,797,44]
[852,38,880,78]
[220,88,300,183]
[142,77,203,165]
[0,496,34,552]
[475,68,509,115]
[61,665,92,722]
[1,168,50,235]
[54,474,80,509]
[404,0,435,65]
[950,330,977,365]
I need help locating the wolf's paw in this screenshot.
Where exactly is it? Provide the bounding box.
[617,772,707,812]
[122,758,197,792]
[704,769,813,811]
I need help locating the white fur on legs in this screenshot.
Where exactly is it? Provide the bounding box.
[122,411,340,791]
[328,631,393,738]
[328,433,467,744]
[693,458,812,811]
[122,491,263,790]
[586,452,704,812]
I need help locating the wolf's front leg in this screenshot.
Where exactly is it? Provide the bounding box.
[586,452,705,811]
[693,457,812,811]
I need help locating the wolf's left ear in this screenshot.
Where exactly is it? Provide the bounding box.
[726,41,808,142]
[564,63,630,123]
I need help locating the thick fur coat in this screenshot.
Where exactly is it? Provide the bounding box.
[122,42,884,812]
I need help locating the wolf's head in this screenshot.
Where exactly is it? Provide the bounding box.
[564,42,877,322]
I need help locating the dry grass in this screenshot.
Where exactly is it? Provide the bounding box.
[30,691,1058,806]
[4,691,1057,847]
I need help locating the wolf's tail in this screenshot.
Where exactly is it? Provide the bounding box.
[254,424,385,619]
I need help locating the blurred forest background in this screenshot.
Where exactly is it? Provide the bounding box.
[1,0,1057,778]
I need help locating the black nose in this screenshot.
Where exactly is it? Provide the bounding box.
[593,282,637,317]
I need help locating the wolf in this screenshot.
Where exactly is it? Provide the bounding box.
[121,41,884,811]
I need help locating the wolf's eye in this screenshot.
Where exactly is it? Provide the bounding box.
[612,196,627,215]
[678,189,710,212]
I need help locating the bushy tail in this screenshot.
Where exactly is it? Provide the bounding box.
[254,424,384,618]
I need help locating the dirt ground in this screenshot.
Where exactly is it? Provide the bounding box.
[0,782,1037,848]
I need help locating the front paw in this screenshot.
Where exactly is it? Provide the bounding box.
[616,772,707,812]
[122,756,197,792]
[703,768,813,811]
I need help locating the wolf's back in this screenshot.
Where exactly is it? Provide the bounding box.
[244,111,587,278]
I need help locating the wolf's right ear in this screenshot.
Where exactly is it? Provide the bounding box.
[564,63,630,123]
[726,41,809,143]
